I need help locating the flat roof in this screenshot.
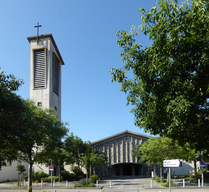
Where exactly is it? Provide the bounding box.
[27,33,65,65]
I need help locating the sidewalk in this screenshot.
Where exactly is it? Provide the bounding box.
[0,178,208,192]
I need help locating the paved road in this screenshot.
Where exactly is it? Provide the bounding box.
[0,178,208,192]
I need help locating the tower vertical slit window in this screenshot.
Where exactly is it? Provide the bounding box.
[53,53,60,95]
[34,49,46,88]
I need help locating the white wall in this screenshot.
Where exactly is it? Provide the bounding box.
[0,161,28,182]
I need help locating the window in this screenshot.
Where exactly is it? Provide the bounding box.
[37,102,42,106]
[34,49,46,88]
[53,53,60,95]
[55,106,57,111]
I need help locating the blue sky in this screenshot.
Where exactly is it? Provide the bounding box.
[0,0,182,143]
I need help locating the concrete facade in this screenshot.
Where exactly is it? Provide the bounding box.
[27,34,65,174]
[91,131,152,177]
[27,34,64,120]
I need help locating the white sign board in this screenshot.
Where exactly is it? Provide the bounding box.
[163,159,182,167]
[200,165,206,168]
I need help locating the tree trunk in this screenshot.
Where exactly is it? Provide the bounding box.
[89,165,92,177]
[194,159,198,180]
[28,163,33,192]
[58,164,61,182]
[86,168,89,184]
[154,165,156,177]
[160,165,163,178]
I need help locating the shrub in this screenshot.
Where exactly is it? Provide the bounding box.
[155,176,160,183]
[90,174,99,183]
[160,177,166,183]
[61,170,71,181]
[189,178,197,183]
[161,180,176,187]
[81,179,87,186]
[36,172,48,182]
[70,166,84,176]
[23,173,28,181]
[46,176,59,182]
[73,178,94,188]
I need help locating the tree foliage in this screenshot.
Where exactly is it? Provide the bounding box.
[110,0,209,151]
[80,142,107,184]
[132,137,184,178]
[133,137,183,165]
[0,71,24,165]
[15,99,68,191]
[64,133,87,168]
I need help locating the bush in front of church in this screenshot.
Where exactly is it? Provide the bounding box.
[90,174,99,184]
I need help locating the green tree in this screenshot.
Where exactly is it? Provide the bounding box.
[0,71,24,167]
[16,164,26,173]
[64,133,87,169]
[81,142,107,184]
[110,0,209,151]
[36,146,67,182]
[16,100,68,192]
[181,143,208,180]
[132,137,184,180]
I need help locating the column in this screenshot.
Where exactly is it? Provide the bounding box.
[112,142,114,164]
[130,136,133,163]
[125,137,128,163]
[117,140,120,163]
[135,138,137,163]
[115,141,118,164]
[121,139,124,163]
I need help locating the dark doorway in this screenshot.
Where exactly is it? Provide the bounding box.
[123,164,132,175]
[116,166,120,176]
[135,165,139,175]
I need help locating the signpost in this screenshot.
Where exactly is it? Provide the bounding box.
[163,159,183,167]
[163,159,183,192]
[201,151,204,187]
[50,160,53,187]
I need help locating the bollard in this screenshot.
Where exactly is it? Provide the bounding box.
[55,190,57,192]
[53,180,55,187]
[198,179,200,187]
[183,179,185,187]
[41,180,43,187]
[66,180,68,188]
[110,181,111,188]
[150,180,152,188]
[77,190,80,192]
[96,180,98,187]
[23,180,25,186]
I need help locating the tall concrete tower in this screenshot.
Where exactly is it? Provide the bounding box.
[27,34,64,120]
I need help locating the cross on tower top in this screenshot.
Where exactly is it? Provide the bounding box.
[34,22,42,43]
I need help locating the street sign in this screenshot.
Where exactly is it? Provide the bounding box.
[163,159,183,167]
[200,160,205,165]
[200,165,206,168]
[49,165,54,171]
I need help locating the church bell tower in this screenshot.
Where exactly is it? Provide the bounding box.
[27,33,64,121]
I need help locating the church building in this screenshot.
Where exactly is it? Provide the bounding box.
[91,131,151,177]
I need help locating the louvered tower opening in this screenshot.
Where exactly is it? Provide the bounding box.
[53,54,60,95]
[34,49,45,88]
